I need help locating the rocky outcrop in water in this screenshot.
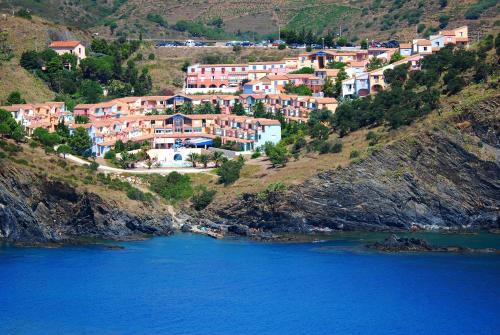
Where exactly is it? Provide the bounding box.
[213,96,500,233]
[0,164,173,243]
[367,234,499,253]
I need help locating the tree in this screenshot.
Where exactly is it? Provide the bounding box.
[360,39,368,50]
[69,127,92,157]
[11,127,25,143]
[390,52,404,64]
[213,136,222,148]
[79,80,103,103]
[264,142,289,168]
[284,83,312,96]
[211,151,225,167]
[334,68,348,98]
[187,152,199,167]
[322,77,335,97]
[145,159,154,169]
[232,102,245,116]
[4,91,26,105]
[310,123,330,141]
[252,101,267,118]
[367,56,384,71]
[217,159,243,185]
[198,154,210,168]
[75,115,90,124]
[57,144,72,158]
[0,123,9,138]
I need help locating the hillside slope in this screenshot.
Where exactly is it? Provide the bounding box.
[0,145,174,243]
[2,0,499,41]
[0,15,88,102]
[210,92,500,233]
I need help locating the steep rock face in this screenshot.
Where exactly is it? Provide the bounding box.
[215,97,500,232]
[0,165,173,243]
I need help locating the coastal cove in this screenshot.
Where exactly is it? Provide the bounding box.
[1,233,499,334]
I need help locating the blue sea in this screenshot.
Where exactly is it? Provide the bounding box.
[1,233,499,335]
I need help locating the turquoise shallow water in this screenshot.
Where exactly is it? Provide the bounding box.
[0,233,499,334]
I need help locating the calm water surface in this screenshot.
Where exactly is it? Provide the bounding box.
[0,233,499,334]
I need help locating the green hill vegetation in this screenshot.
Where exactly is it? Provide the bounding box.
[1,0,498,42]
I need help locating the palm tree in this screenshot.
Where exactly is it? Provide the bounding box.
[187,152,199,167]
[211,151,225,168]
[198,154,210,168]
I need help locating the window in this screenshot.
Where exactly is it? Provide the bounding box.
[201,68,205,74]
[211,68,215,73]
[232,67,235,72]
[191,68,195,73]
[242,67,246,71]
[222,68,225,73]
[256,86,260,91]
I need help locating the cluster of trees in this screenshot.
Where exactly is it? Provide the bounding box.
[0,109,25,142]
[331,39,500,136]
[186,151,226,168]
[32,123,93,157]
[19,38,151,108]
[0,31,14,65]
[175,102,222,115]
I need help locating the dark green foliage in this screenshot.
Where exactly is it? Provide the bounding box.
[69,127,92,157]
[148,172,193,201]
[217,159,244,185]
[465,0,497,20]
[191,186,216,210]
[0,109,25,142]
[15,9,32,20]
[289,67,315,74]
[438,15,449,29]
[213,136,222,148]
[284,83,312,96]
[278,44,286,50]
[330,140,343,153]
[79,80,103,103]
[232,102,246,116]
[33,127,61,147]
[87,161,99,171]
[75,115,90,124]
[126,187,153,202]
[264,142,289,167]
[147,13,167,27]
[4,91,26,105]
[310,123,330,141]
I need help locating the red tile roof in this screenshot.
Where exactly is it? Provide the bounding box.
[49,40,82,48]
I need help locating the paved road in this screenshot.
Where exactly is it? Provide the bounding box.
[64,154,213,175]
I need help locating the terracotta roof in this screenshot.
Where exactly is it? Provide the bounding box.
[399,43,412,49]
[198,64,247,67]
[415,39,432,46]
[315,97,337,104]
[49,40,82,48]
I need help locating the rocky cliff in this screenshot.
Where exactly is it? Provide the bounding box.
[213,96,500,233]
[0,164,173,243]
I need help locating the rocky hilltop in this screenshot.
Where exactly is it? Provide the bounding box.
[213,96,500,234]
[0,164,173,244]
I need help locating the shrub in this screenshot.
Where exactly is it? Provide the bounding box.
[149,172,193,201]
[191,186,216,210]
[88,161,99,171]
[366,131,380,146]
[126,187,153,202]
[278,44,286,50]
[330,140,343,153]
[251,151,261,159]
[148,53,155,60]
[350,149,360,159]
[217,159,243,185]
[104,150,116,160]
[318,141,331,154]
